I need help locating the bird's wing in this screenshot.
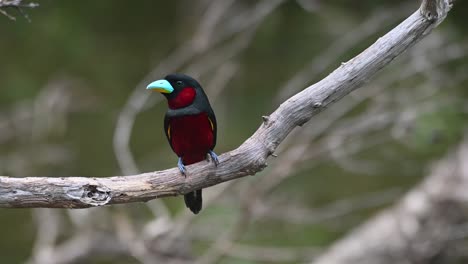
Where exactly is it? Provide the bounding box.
[206,108,217,149]
[164,114,172,144]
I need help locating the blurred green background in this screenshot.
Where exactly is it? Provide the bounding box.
[0,0,467,263]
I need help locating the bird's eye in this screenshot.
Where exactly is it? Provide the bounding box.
[176,81,183,86]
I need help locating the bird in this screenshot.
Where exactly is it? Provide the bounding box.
[146,73,219,214]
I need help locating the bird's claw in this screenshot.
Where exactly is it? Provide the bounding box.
[178,157,187,176]
[208,150,219,166]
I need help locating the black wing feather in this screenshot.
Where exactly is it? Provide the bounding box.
[164,114,175,152]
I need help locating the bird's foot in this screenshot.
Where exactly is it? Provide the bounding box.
[178,157,187,176]
[208,150,219,166]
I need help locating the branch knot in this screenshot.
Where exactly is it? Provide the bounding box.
[420,0,452,25]
[81,184,112,206]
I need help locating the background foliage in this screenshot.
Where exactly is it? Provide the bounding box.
[0,0,467,263]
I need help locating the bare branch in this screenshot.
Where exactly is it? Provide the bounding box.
[0,0,38,20]
[0,0,453,209]
[312,133,468,264]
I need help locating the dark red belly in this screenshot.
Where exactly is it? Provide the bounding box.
[169,113,214,165]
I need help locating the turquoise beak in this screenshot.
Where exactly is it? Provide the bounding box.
[146,79,174,94]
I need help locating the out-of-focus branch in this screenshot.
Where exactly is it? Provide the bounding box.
[313,133,468,264]
[0,0,453,209]
[276,2,413,102]
[0,0,37,20]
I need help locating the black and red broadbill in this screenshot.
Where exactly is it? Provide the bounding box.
[147,74,219,214]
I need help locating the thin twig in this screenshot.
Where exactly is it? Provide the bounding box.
[0,0,38,20]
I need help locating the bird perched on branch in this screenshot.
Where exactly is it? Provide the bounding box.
[147,74,219,214]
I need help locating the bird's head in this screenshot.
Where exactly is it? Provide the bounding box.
[146,74,203,109]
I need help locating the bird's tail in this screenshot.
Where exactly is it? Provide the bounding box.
[184,189,202,214]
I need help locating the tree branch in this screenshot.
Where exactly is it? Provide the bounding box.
[0,0,453,208]
[0,0,38,20]
[312,133,468,264]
